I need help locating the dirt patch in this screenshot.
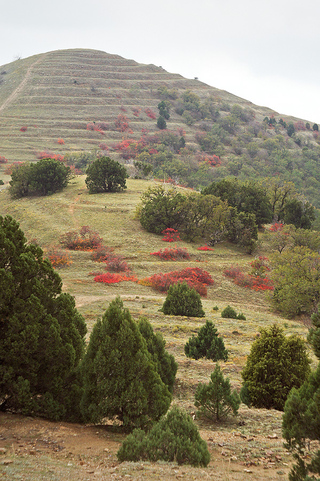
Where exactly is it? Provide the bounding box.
[0,410,292,480]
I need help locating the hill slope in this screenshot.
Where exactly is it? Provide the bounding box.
[0,48,320,207]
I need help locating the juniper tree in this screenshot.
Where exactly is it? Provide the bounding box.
[184,320,228,361]
[0,215,87,421]
[161,281,205,317]
[81,297,171,429]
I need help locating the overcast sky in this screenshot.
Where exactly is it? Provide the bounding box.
[1,0,319,123]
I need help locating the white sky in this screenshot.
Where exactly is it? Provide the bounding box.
[1,0,319,123]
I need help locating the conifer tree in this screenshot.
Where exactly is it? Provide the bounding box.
[81,297,171,429]
[117,406,210,467]
[161,281,205,317]
[138,317,177,393]
[184,320,228,361]
[283,307,320,480]
[195,364,240,421]
[241,325,310,410]
[0,215,87,421]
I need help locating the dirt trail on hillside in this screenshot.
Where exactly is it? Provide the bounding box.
[0,53,48,114]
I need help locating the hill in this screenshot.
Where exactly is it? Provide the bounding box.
[1,48,320,209]
[0,176,316,480]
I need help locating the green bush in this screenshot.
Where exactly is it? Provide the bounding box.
[241,324,311,410]
[195,364,240,421]
[81,297,171,429]
[184,320,228,361]
[85,156,128,193]
[9,159,71,198]
[221,305,238,319]
[117,406,210,467]
[237,312,246,320]
[161,282,205,317]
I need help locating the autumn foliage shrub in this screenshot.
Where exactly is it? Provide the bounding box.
[36,151,65,162]
[93,273,137,284]
[91,246,114,262]
[269,223,283,232]
[139,267,214,297]
[145,108,156,119]
[20,126,27,132]
[105,255,130,272]
[224,258,273,292]
[0,156,8,164]
[197,246,214,251]
[57,138,65,145]
[162,228,181,242]
[151,247,190,261]
[46,247,72,268]
[60,226,103,251]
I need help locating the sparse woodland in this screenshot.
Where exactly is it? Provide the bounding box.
[1,48,320,479]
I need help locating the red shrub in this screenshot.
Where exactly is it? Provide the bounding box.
[145,108,156,119]
[60,226,103,251]
[57,138,65,144]
[151,247,190,261]
[269,223,283,232]
[115,114,129,132]
[104,255,130,272]
[139,267,214,297]
[162,228,181,242]
[99,143,109,150]
[0,156,8,164]
[36,151,65,162]
[91,245,114,262]
[224,261,273,292]
[46,247,72,268]
[132,107,141,117]
[94,273,137,284]
[197,246,214,251]
[20,126,27,132]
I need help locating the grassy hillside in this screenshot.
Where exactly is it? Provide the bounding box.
[0,177,315,479]
[1,48,320,211]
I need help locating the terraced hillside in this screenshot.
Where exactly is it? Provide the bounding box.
[0,48,276,163]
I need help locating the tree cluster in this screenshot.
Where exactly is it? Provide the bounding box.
[138,185,258,253]
[9,159,71,198]
[0,216,177,430]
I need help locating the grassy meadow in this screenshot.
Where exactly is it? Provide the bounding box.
[0,176,315,480]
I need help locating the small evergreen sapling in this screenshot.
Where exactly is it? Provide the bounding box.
[184,320,228,361]
[161,281,205,317]
[117,406,210,467]
[195,364,240,421]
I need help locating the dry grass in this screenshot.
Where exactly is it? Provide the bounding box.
[0,178,314,480]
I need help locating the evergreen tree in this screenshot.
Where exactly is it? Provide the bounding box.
[85,156,128,193]
[283,308,320,480]
[81,297,171,429]
[241,325,311,411]
[184,320,228,361]
[161,282,205,317]
[117,406,210,467]
[9,159,71,198]
[138,317,177,393]
[157,115,167,130]
[195,364,240,421]
[0,216,87,421]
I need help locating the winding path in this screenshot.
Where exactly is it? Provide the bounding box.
[0,53,48,114]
